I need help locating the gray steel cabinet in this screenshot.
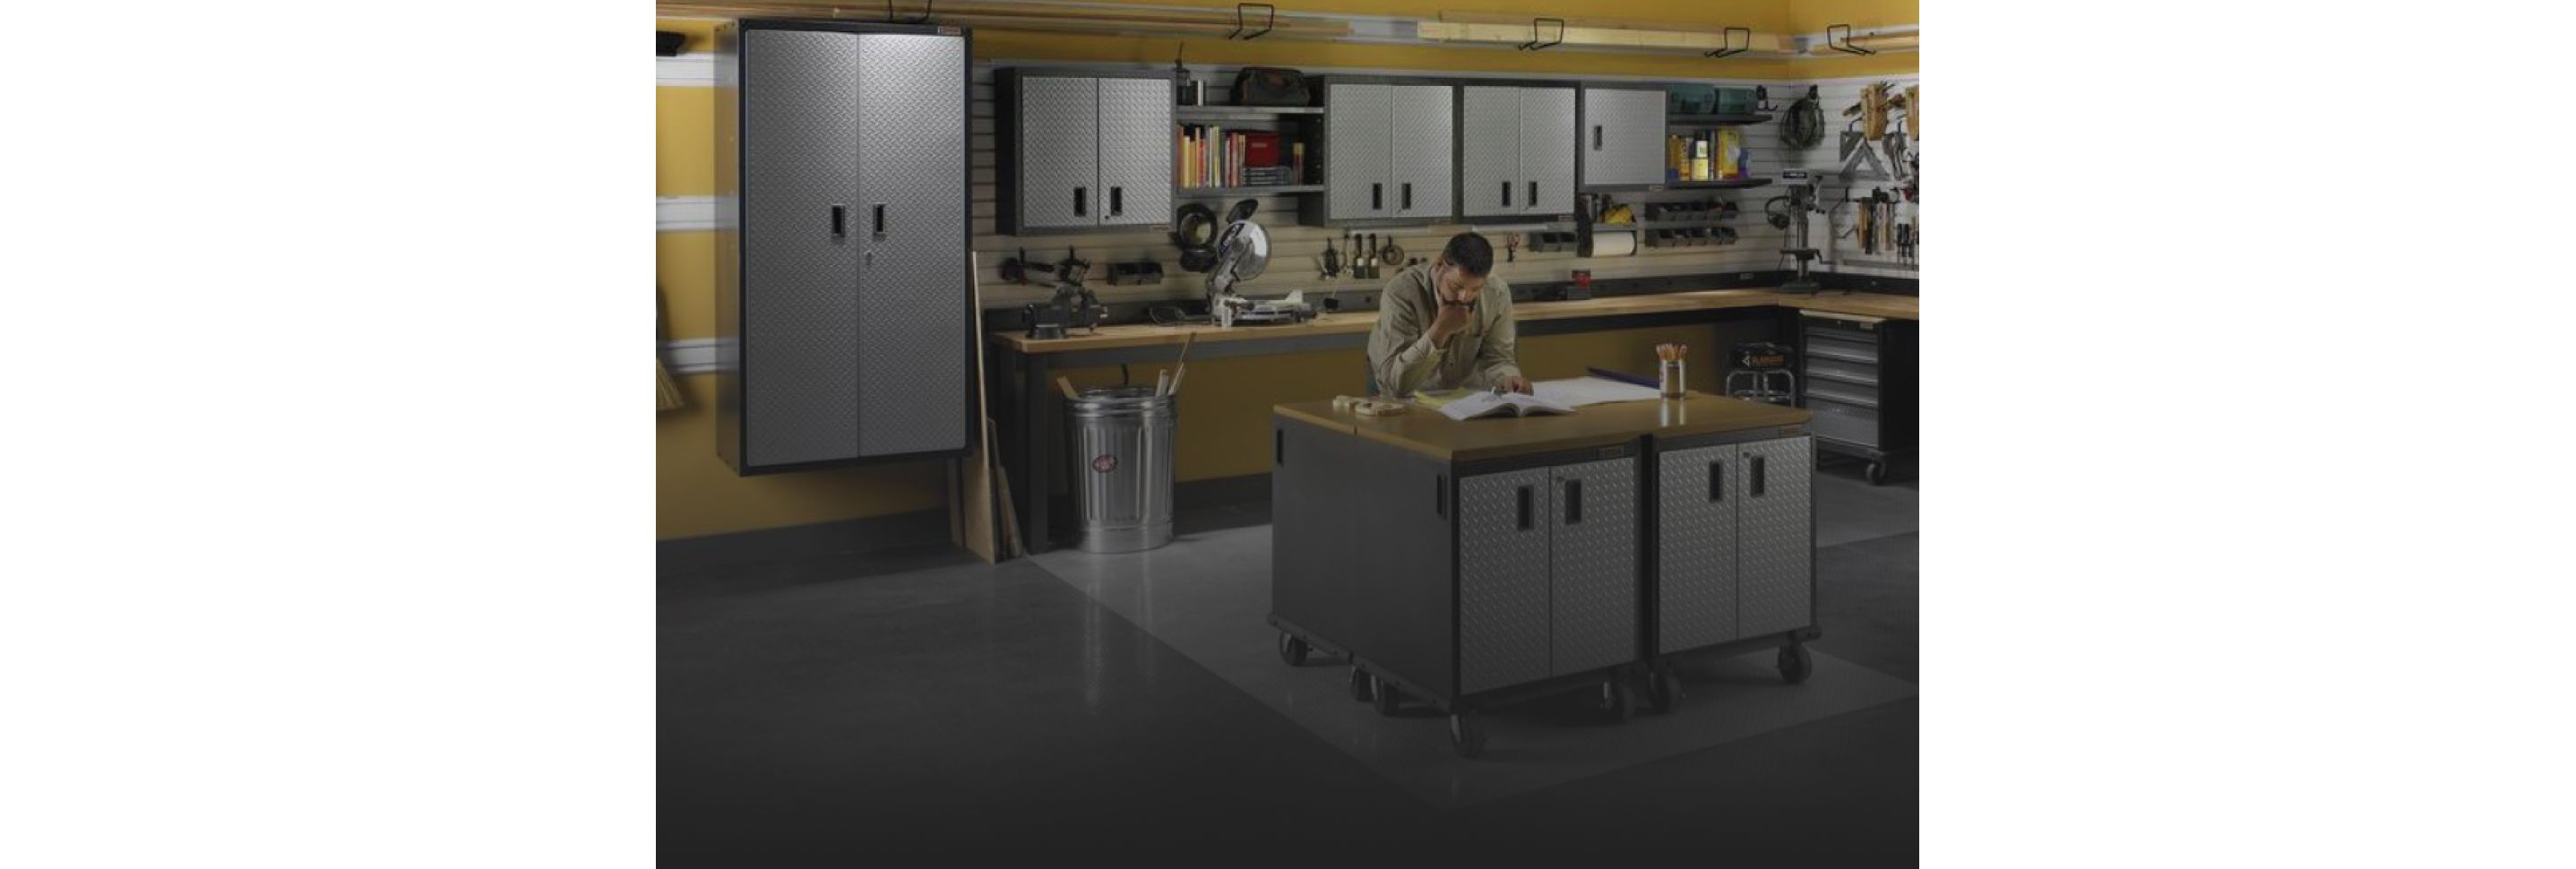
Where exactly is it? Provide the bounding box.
[1580,85,1667,187]
[1457,468,1553,694]
[715,20,972,474]
[1653,435,1814,651]
[1548,457,1637,677]
[995,70,1173,235]
[1305,79,1454,225]
[1458,84,1576,218]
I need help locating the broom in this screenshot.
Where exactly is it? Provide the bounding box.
[657,286,685,412]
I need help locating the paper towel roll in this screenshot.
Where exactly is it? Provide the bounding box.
[1588,229,1638,257]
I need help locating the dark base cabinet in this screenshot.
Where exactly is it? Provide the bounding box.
[1796,313,1917,484]
[1270,403,1820,758]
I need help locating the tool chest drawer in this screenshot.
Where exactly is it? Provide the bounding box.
[1802,319,1882,345]
[1802,357,1879,388]
[1802,381,1880,409]
[1803,336,1879,365]
[1804,395,1880,448]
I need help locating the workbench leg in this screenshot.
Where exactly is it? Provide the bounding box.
[1021,351,1052,555]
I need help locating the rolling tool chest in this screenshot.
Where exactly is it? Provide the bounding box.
[1796,312,1918,485]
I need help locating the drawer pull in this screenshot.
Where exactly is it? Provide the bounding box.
[1749,454,1768,497]
[1708,460,1724,502]
[1564,478,1583,524]
[1516,486,1533,530]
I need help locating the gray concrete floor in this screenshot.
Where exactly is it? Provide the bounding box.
[659,459,1916,861]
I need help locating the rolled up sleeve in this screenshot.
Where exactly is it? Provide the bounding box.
[1367,279,1444,397]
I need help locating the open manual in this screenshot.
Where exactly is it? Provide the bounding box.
[1437,391,1577,421]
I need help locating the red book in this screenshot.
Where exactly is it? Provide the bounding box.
[1242,131,1282,168]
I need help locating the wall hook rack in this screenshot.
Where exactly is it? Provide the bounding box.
[1517,17,1566,50]
[1228,4,1275,40]
[881,1,933,24]
[1824,24,1876,56]
[1705,26,1752,58]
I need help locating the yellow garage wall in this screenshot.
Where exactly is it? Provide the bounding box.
[655,5,1902,540]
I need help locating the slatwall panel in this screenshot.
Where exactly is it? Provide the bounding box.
[972,65,1900,311]
[1776,76,1921,278]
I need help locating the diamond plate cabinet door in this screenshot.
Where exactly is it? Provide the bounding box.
[1735,436,1816,638]
[1323,82,1392,220]
[1548,457,1638,677]
[1655,443,1740,654]
[738,27,864,469]
[1458,86,1520,218]
[1581,87,1665,186]
[1016,75,1099,230]
[853,32,968,458]
[1391,85,1454,221]
[1094,77,1172,228]
[1518,87,1577,213]
[1458,468,1553,694]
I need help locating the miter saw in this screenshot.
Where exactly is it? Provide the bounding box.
[1202,201,1314,328]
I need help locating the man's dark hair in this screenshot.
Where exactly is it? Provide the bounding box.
[1440,232,1495,277]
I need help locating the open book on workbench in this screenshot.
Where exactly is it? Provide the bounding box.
[1436,391,1577,421]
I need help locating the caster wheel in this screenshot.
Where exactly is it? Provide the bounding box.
[1646,668,1682,714]
[1599,676,1634,723]
[1448,712,1486,760]
[1277,632,1309,667]
[1778,643,1813,685]
[1372,674,1401,717]
[1348,667,1374,702]
[1865,461,1889,486]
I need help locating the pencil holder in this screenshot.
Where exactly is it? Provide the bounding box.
[1658,360,1685,399]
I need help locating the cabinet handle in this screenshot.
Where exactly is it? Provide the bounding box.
[871,203,886,237]
[1593,125,1604,150]
[1529,181,1538,206]
[1565,478,1583,525]
[1074,186,1087,217]
[829,203,847,237]
[1372,183,1383,211]
[1749,454,1768,497]
[1709,460,1725,502]
[1516,486,1532,530]
[1435,474,1446,518]
[1401,182,1413,211]
[1501,181,1512,207]
[1109,186,1124,217]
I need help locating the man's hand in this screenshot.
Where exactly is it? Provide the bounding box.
[1428,299,1473,347]
[1500,374,1532,395]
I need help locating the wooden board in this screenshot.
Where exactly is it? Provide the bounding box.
[956,254,1002,563]
[1276,391,1810,464]
[991,288,1917,355]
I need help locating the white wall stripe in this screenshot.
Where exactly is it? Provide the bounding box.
[659,195,719,233]
[662,338,723,375]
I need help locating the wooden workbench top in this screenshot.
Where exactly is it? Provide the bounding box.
[1276,391,1812,463]
[989,289,1917,354]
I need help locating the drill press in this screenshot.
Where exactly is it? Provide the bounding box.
[1768,170,1827,294]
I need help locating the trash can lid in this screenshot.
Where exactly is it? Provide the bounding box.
[1070,385,1174,413]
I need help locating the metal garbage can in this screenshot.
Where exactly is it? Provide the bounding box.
[1066,386,1176,553]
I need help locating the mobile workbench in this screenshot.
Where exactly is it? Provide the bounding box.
[1268,391,1820,758]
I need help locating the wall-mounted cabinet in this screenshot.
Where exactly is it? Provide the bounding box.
[1457,84,1577,219]
[1579,84,1667,188]
[994,69,1172,235]
[1301,77,1454,226]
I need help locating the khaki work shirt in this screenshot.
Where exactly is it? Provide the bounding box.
[1366,263,1521,397]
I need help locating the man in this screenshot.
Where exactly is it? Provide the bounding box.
[1366,232,1529,398]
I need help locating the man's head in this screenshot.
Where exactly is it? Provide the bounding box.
[1431,232,1495,307]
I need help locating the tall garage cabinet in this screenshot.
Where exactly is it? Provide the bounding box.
[1303,78,1454,224]
[1455,458,1639,694]
[1458,84,1576,218]
[1652,435,1814,653]
[714,20,972,474]
[994,71,1173,235]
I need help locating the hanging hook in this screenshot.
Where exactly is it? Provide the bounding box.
[1825,24,1876,56]
[1518,17,1565,51]
[1705,26,1751,58]
[1228,4,1276,40]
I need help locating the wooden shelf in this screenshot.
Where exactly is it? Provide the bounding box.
[1176,105,1325,120]
[1173,184,1323,198]
[1667,112,1774,126]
